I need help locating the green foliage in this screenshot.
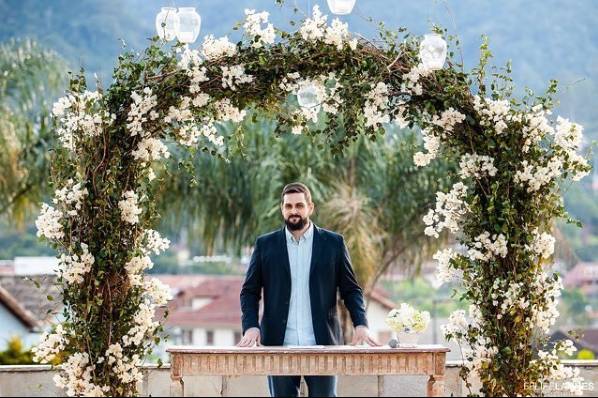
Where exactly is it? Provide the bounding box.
[0,336,34,365]
[577,348,595,360]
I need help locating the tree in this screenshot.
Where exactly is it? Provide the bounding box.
[0,39,65,225]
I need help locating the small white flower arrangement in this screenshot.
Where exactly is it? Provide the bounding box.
[385,303,431,334]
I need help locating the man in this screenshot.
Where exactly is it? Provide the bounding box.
[238,182,379,397]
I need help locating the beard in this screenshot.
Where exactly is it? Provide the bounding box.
[285,214,308,231]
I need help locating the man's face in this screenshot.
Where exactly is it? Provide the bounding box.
[281,192,314,231]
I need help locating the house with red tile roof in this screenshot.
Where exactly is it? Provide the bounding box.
[154,274,397,348]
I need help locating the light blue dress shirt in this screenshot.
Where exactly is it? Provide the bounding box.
[283,222,317,346]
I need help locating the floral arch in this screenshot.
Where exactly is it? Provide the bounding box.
[32,4,591,397]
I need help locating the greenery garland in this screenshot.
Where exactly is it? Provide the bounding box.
[32,3,591,396]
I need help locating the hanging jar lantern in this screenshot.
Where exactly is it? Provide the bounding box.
[326,0,357,15]
[176,7,202,44]
[419,33,447,70]
[297,83,320,111]
[155,7,180,41]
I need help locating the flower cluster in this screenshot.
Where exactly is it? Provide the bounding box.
[466,231,508,262]
[553,116,590,181]
[473,96,511,134]
[521,105,554,153]
[526,228,555,259]
[144,277,172,306]
[385,303,430,333]
[299,6,357,50]
[530,341,585,396]
[125,255,153,286]
[243,9,275,48]
[53,352,109,397]
[201,35,237,61]
[514,158,562,192]
[213,98,247,123]
[122,302,158,347]
[429,107,466,136]
[103,344,143,385]
[401,63,433,96]
[36,203,64,241]
[458,153,498,179]
[52,91,114,151]
[126,87,158,138]
[221,64,254,91]
[528,271,563,334]
[423,182,469,238]
[433,248,462,285]
[141,229,170,255]
[118,191,142,224]
[32,324,68,363]
[363,82,390,128]
[58,243,94,284]
[131,137,170,164]
[413,130,440,167]
[53,179,89,217]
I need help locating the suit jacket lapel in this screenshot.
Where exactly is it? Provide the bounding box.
[309,224,322,280]
[278,226,292,282]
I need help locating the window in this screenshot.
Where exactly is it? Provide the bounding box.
[182,329,193,345]
[206,330,214,345]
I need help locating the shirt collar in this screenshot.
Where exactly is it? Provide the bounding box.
[285,221,314,244]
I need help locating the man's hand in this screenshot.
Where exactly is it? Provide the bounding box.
[237,327,261,347]
[350,325,380,346]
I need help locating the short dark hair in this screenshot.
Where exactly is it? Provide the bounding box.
[281,182,312,204]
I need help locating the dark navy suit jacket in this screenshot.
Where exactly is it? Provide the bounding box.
[240,224,368,346]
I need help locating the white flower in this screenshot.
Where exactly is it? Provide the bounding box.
[214,98,246,123]
[58,243,95,284]
[526,228,555,259]
[53,179,88,216]
[433,248,461,285]
[221,64,254,91]
[118,191,142,224]
[126,87,157,138]
[401,63,433,96]
[141,229,170,255]
[324,18,350,50]
[555,116,583,152]
[385,303,430,333]
[466,231,508,262]
[430,107,466,135]
[243,9,275,48]
[202,35,237,60]
[363,82,390,128]
[473,96,511,134]
[299,6,327,42]
[104,344,144,385]
[53,352,109,397]
[122,302,159,347]
[125,255,153,286]
[441,309,469,339]
[458,153,497,179]
[131,137,170,164]
[36,204,64,241]
[33,324,68,363]
[413,130,440,167]
[514,158,563,192]
[52,91,111,151]
[423,182,469,238]
[144,278,172,306]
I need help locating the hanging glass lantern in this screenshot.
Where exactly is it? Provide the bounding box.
[155,7,180,41]
[297,83,320,110]
[326,0,357,15]
[176,7,202,44]
[419,33,448,70]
